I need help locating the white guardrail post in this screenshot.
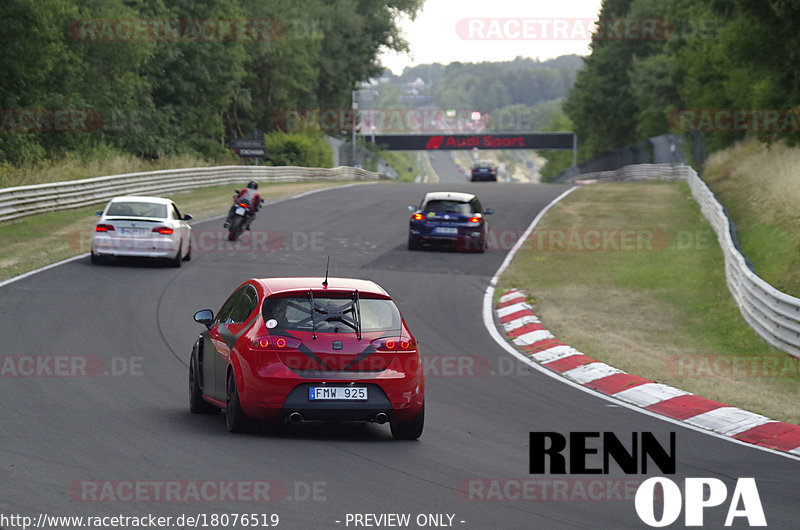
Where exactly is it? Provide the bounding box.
[567,163,800,359]
[0,165,388,223]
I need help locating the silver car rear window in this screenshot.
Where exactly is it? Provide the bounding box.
[107,202,167,218]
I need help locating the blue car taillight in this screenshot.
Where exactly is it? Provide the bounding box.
[466,215,482,226]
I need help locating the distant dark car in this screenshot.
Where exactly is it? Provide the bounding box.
[470,160,498,181]
[408,191,494,252]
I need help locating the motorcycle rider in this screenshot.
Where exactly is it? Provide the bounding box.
[224,181,262,229]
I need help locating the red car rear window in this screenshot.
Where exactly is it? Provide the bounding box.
[262,294,401,333]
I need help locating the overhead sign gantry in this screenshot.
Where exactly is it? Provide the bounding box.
[367,132,577,165]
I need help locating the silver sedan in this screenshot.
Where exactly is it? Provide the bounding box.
[91,196,192,266]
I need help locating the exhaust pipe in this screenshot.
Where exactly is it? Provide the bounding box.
[287,412,303,425]
[373,412,388,424]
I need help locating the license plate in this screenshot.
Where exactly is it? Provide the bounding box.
[119,227,145,236]
[433,227,458,235]
[309,387,368,400]
[235,207,246,216]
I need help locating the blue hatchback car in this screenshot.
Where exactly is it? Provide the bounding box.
[408,191,494,252]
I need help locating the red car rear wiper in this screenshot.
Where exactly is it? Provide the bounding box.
[308,289,317,340]
[353,290,362,341]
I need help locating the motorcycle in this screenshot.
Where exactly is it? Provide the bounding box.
[225,188,266,241]
[227,196,252,241]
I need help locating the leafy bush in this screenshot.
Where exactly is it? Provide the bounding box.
[263,132,332,167]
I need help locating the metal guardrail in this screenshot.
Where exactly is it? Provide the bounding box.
[573,163,800,359]
[685,167,800,359]
[0,165,387,223]
[564,163,692,183]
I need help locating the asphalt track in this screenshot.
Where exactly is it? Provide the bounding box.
[428,152,469,183]
[1,181,799,529]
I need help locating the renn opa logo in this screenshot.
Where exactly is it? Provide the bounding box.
[529,432,766,527]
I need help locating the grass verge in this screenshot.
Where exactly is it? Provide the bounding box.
[379,151,423,182]
[0,180,352,282]
[0,152,239,189]
[703,139,800,296]
[498,181,800,424]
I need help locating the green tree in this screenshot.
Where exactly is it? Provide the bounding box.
[312,0,423,109]
[399,63,446,85]
[227,0,322,138]
[488,101,563,133]
[0,0,153,162]
[0,0,77,163]
[539,105,577,182]
[143,0,246,158]
[264,131,332,167]
[0,0,432,167]
[429,58,580,114]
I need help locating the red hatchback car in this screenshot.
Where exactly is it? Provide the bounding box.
[189,277,425,439]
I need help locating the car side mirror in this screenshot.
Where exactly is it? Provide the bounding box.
[96,211,103,217]
[407,205,417,212]
[183,214,193,221]
[484,208,494,215]
[194,309,214,329]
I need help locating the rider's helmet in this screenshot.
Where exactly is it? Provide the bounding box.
[247,181,258,190]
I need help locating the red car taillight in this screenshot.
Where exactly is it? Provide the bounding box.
[95,224,114,232]
[252,336,302,350]
[371,337,416,352]
[152,227,174,235]
[412,213,425,221]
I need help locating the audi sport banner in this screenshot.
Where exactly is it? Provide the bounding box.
[368,133,575,150]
